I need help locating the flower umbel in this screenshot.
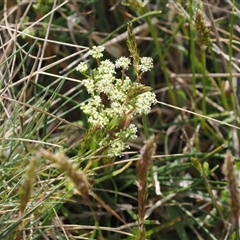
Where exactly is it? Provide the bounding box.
[88,45,105,59]
[115,56,131,70]
[137,57,153,72]
[76,62,88,73]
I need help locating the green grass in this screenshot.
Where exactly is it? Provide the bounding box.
[1,1,240,239]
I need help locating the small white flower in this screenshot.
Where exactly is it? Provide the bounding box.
[98,59,116,75]
[76,62,88,73]
[88,112,109,128]
[95,74,115,94]
[82,79,95,94]
[135,91,157,115]
[115,57,131,69]
[80,96,103,116]
[108,139,128,157]
[127,124,138,139]
[108,88,126,102]
[88,46,105,58]
[91,95,102,107]
[137,57,153,72]
[108,101,125,116]
[115,77,132,92]
[116,124,138,140]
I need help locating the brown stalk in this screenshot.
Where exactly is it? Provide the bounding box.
[136,135,156,240]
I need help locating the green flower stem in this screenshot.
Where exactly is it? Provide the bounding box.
[142,114,149,140]
[191,157,228,231]
[201,48,207,117]
[189,1,197,129]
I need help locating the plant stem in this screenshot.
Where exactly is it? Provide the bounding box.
[201,48,207,117]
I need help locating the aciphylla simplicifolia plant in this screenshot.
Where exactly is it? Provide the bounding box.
[76,22,157,169]
[75,22,157,239]
[18,22,156,240]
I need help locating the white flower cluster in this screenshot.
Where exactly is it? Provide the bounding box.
[76,46,156,157]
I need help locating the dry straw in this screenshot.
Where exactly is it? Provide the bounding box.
[39,149,90,200]
[137,135,156,239]
[19,158,37,215]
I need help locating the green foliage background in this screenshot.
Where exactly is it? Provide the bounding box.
[0,1,240,239]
